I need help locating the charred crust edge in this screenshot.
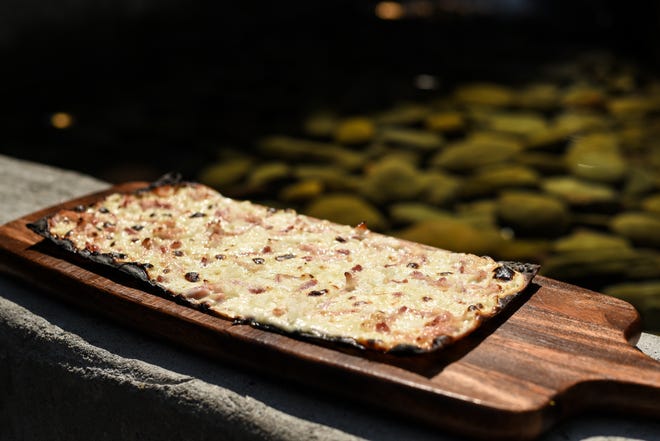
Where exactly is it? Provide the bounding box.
[232,317,370,351]
[27,218,153,284]
[495,293,517,310]
[493,265,514,281]
[230,318,459,354]
[136,172,184,193]
[27,219,78,255]
[26,217,50,236]
[388,343,424,354]
[497,261,540,284]
[117,262,151,281]
[491,261,539,310]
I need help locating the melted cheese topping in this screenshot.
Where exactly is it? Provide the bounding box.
[46,183,529,352]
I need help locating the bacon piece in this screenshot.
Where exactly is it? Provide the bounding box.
[185,286,211,300]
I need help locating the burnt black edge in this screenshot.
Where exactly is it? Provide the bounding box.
[117,262,152,282]
[26,217,49,236]
[84,253,153,284]
[26,221,76,254]
[498,261,541,283]
[232,318,460,355]
[232,317,371,351]
[494,261,540,310]
[135,171,184,193]
[389,335,455,355]
[26,222,155,288]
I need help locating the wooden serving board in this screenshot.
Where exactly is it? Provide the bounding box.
[1,182,659,440]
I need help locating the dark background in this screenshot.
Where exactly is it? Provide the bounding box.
[1,0,659,182]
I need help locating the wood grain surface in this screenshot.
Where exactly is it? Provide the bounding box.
[1,182,658,440]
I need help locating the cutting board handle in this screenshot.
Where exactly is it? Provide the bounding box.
[505,277,660,421]
[562,338,660,418]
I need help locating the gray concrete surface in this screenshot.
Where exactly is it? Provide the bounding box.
[1,154,659,441]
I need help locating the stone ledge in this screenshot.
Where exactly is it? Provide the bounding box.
[0,287,358,441]
[1,154,658,441]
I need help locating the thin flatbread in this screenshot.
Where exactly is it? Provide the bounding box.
[28,177,538,353]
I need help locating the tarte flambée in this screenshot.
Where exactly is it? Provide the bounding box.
[28,175,538,353]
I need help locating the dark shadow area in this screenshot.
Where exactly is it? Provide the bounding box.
[539,412,660,441]
[1,1,659,182]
